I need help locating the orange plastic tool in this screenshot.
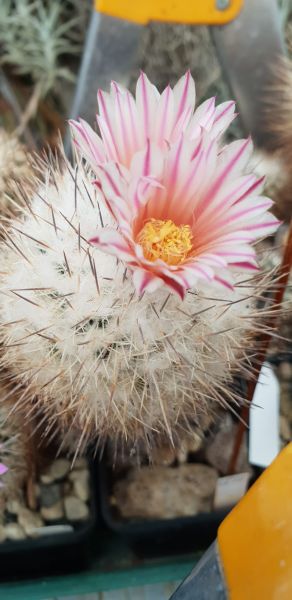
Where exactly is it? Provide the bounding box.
[94,0,243,25]
[218,443,292,599]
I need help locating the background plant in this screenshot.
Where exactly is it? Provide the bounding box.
[0,0,85,135]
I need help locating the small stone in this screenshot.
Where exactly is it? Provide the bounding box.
[113,463,218,519]
[280,415,291,442]
[40,459,70,484]
[41,501,64,522]
[62,480,73,495]
[64,496,89,521]
[6,499,23,515]
[280,384,292,423]
[199,412,214,432]
[186,433,203,454]
[0,525,7,542]
[176,444,188,464]
[150,446,177,467]
[69,470,90,502]
[0,496,5,518]
[18,507,44,536]
[5,523,26,541]
[40,484,61,508]
[279,362,292,382]
[32,483,41,500]
[73,457,87,469]
[177,433,203,463]
[205,416,251,475]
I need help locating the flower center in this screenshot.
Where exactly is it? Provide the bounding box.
[137,219,193,266]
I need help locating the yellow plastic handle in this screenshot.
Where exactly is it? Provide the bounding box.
[218,443,292,600]
[94,0,243,25]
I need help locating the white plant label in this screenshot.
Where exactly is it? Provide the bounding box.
[214,472,250,509]
[249,362,280,468]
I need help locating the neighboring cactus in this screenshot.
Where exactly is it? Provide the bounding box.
[0,153,278,454]
[0,129,31,217]
[251,57,292,220]
[0,387,28,500]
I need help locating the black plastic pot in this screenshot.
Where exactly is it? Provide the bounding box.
[97,371,267,558]
[98,460,231,558]
[0,462,99,581]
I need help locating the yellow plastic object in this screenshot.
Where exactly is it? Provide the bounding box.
[94,0,243,25]
[218,443,292,600]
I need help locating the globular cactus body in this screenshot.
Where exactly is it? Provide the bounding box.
[0,158,271,453]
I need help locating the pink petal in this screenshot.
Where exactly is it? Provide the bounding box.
[201,174,265,220]
[97,115,119,162]
[111,82,132,162]
[173,136,217,221]
[199,196,274,240]
[132,268,162,295]
[242,215,281,238]
[172,71,196,133]
[221,196,274,226]
[213,231,254,244]
[210,101,236,139]
[214,272,234,290]
[129,175,164,215]
[94,163,132,229]
[157,270,187,299]
[173,150,205,217]
[230,261,259,271]
[125,90,142,149]
[160,135,196,211]
[218,138,253,179]
[234,175,265,204]
[95,162,127,199]
[130,140,164,179]
[196,253,227,268]
[216,248,257,265]
[188,97,216,138]
[111,82,141,165]
[89,228,136,263]
[154,85,174,145]
[144,136,188,221]
[136,72,160,140]
[170,104,193,142]
[181,261,215,282]
[98,90,121,161]
[197,138,253,217]
[69,119,106,168]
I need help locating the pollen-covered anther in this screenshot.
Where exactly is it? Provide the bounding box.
[137,219,193,266]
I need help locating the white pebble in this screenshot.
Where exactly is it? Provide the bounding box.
[64,496,89,521]
[40,459,71,484]
[5,523,26,541]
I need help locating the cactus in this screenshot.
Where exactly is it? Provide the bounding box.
[0,151,278,455]
[0,1,80,98]
[0,386,28,500]
[0,129,32,217]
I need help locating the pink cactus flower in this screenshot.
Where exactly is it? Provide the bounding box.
[0,463,7,475]
[70,72,280,299]
[0,463,8,487]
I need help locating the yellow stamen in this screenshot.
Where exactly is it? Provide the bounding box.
[137,218,193,266]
